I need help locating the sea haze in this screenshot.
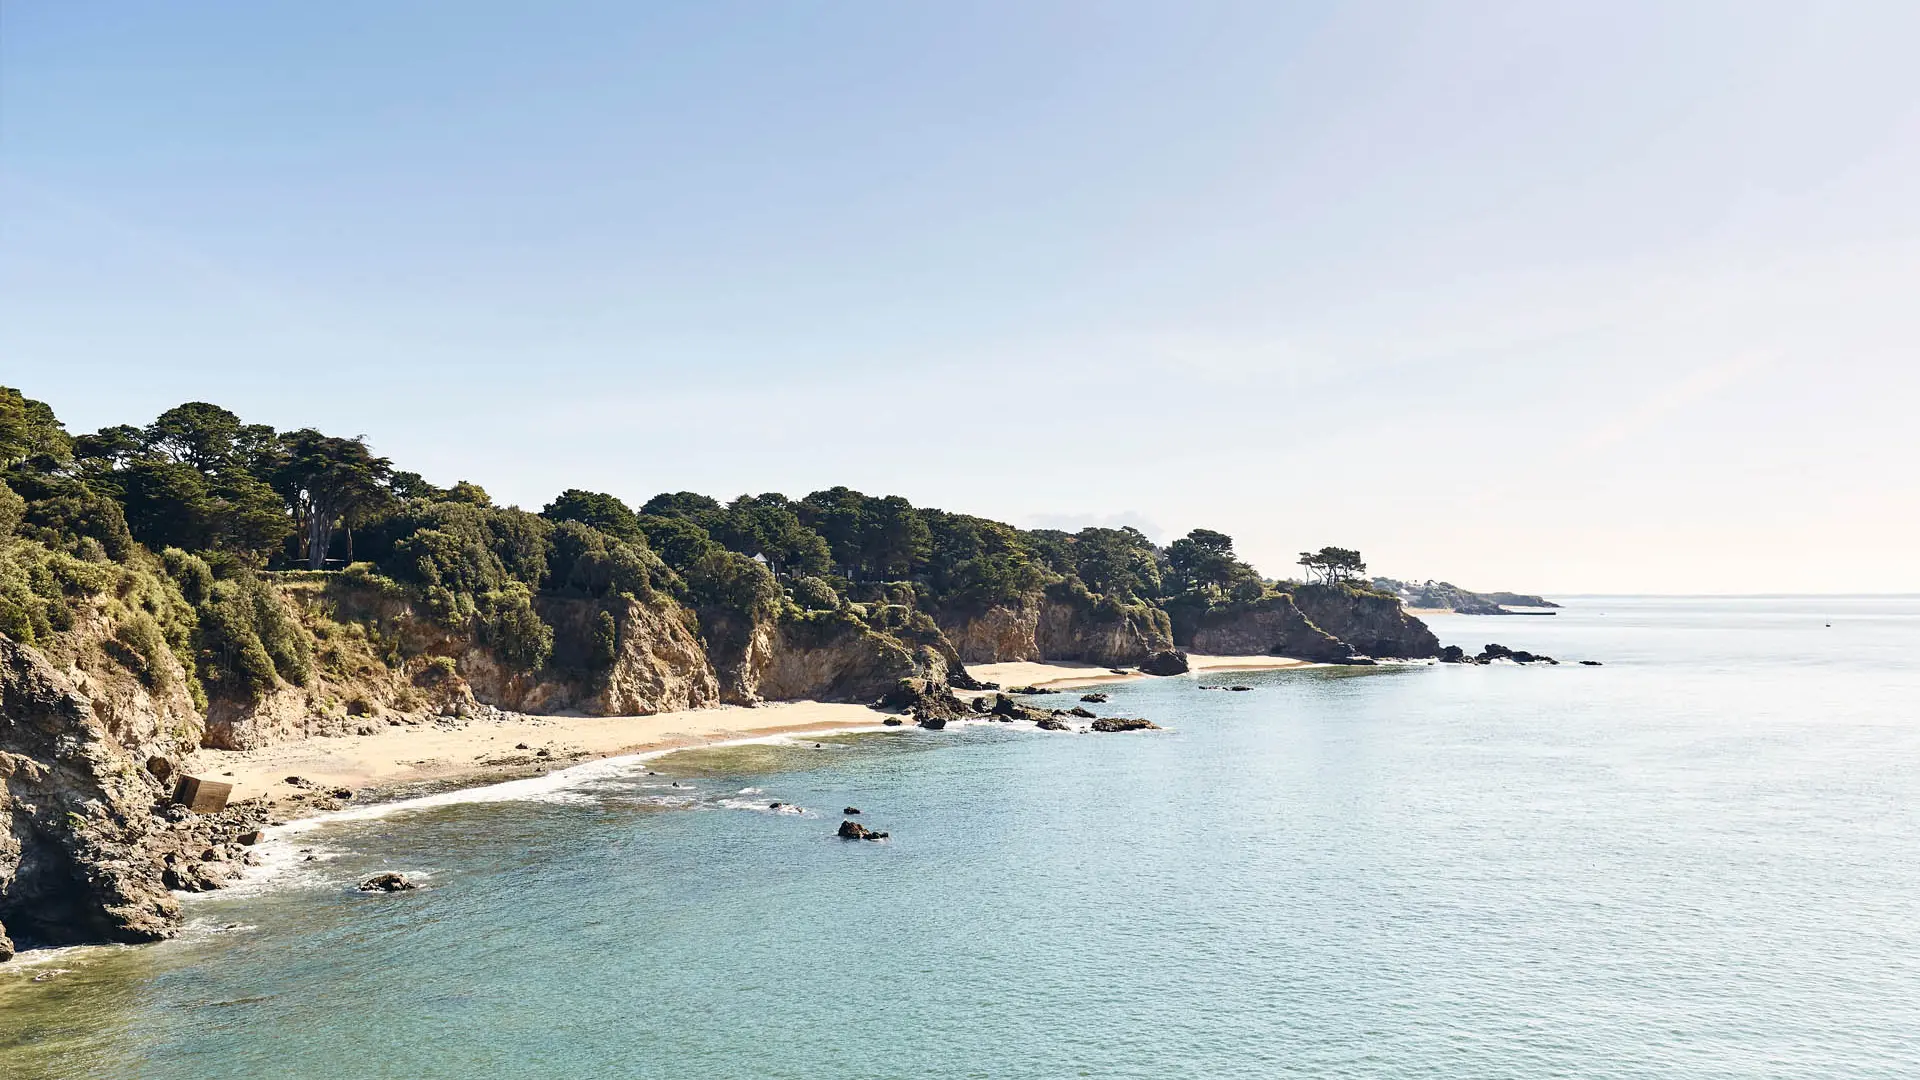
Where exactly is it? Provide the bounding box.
[4,597,1917,1078]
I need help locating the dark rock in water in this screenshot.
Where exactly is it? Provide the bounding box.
[970,696,989,712]
[237,830,262,846]
[1008,685,1060,695]
[358,872,416,893]
[883,717,904,726]
[1090,717,1160,732]
[1035,717,1071,731]
[988,693,1052,723]
[837,820,874,840]
[1437,645,1468,664]
[769,802,783,809]
[1580,660,1603,666]
[1474,643,1556,665]
[843,807,861,816]
[1341,656,1378,666]
[1138,650,1190,676]
[1228,686,1252,692]
[1067,706,1097,719]
[917,716,947,730]
[1080,693,1109,703]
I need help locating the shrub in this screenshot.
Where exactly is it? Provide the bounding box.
[788,575,840,611]
[590,609,618,669]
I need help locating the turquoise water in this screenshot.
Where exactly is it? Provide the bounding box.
[6,597,1919,1078]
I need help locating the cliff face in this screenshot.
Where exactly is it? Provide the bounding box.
[1289,583,1440,659]
[1184,595,1353,662]
[710,608,955,705]
[938,587,1174,667]
[0,636,179,959]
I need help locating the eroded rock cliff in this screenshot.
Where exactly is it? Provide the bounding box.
[0,636,179,957]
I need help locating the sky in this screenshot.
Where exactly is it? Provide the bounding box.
[3,1,1917,593]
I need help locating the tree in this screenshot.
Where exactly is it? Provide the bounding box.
[1298,546,1367,584]
[1073,526,1162,600]
[541,489,643,543]
[1166,528,1241,595]
[274,430,393,570]
[146,402,245,470]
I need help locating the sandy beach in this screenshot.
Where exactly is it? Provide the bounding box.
[180,701,886,806]
[177,655,1319,812]
[970,654,1319,689]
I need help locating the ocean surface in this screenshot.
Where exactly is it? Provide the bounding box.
[5,596,1918,1079]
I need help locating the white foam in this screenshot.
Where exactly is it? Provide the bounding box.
[205,724,901,893]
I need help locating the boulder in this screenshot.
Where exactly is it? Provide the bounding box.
[1035,717,1071,731]
[1437,645,1468,664]
[1138,650,1190,676]
[882,717,904,726]
[358,872,417,893]
[1090,717,1160,733]
[917,716,947,730]
[1079,693,1109,703]
[1067,706,1097,719]
[838,820,888,840]
[843,807,861,816]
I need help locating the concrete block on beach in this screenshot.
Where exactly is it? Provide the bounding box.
[174,775,233,814]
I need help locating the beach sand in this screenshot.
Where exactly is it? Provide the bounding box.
[970,654,1319,689]
[180,654,1319,811]
[180,701,885,806]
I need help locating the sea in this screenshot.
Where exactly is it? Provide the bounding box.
[4,596,1917,1079]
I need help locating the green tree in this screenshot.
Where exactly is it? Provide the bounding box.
[274,430,394,570]
[542,489,643,543]
[1166,528,1241,595]
[1298,546,1367,584]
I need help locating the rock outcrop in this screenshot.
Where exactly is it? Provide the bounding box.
[937,584,1174,667]
[1,636,179,953]
[1090,717,1160,732]
[1185,595,1353,662]
[1287,584,1440,659]
[1137,650,1190,676]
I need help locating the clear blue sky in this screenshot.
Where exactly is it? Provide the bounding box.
[4,2,1916,591]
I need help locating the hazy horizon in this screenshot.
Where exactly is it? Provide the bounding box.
[5,2,1917,593]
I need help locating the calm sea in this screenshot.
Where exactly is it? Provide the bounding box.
[5,596,1917,1078]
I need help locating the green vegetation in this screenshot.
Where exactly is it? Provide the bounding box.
[2,386,1376,697]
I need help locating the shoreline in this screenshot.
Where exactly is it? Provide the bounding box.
[969,653,1322,689]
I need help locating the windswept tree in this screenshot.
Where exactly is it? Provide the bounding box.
[274,430,393,569]
[1298,546,1367,584]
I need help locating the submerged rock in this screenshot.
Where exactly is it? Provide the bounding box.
[843,807,862,815]
[358,872,417,893]
[1090,717,1160,733]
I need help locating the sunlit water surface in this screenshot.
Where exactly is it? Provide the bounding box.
[5,596,1917,1078]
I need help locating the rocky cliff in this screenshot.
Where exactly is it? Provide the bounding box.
[1,636,180,959]
[938,584,1174,667]
[1289,583,1440,659]
[1183,594,1354,662]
